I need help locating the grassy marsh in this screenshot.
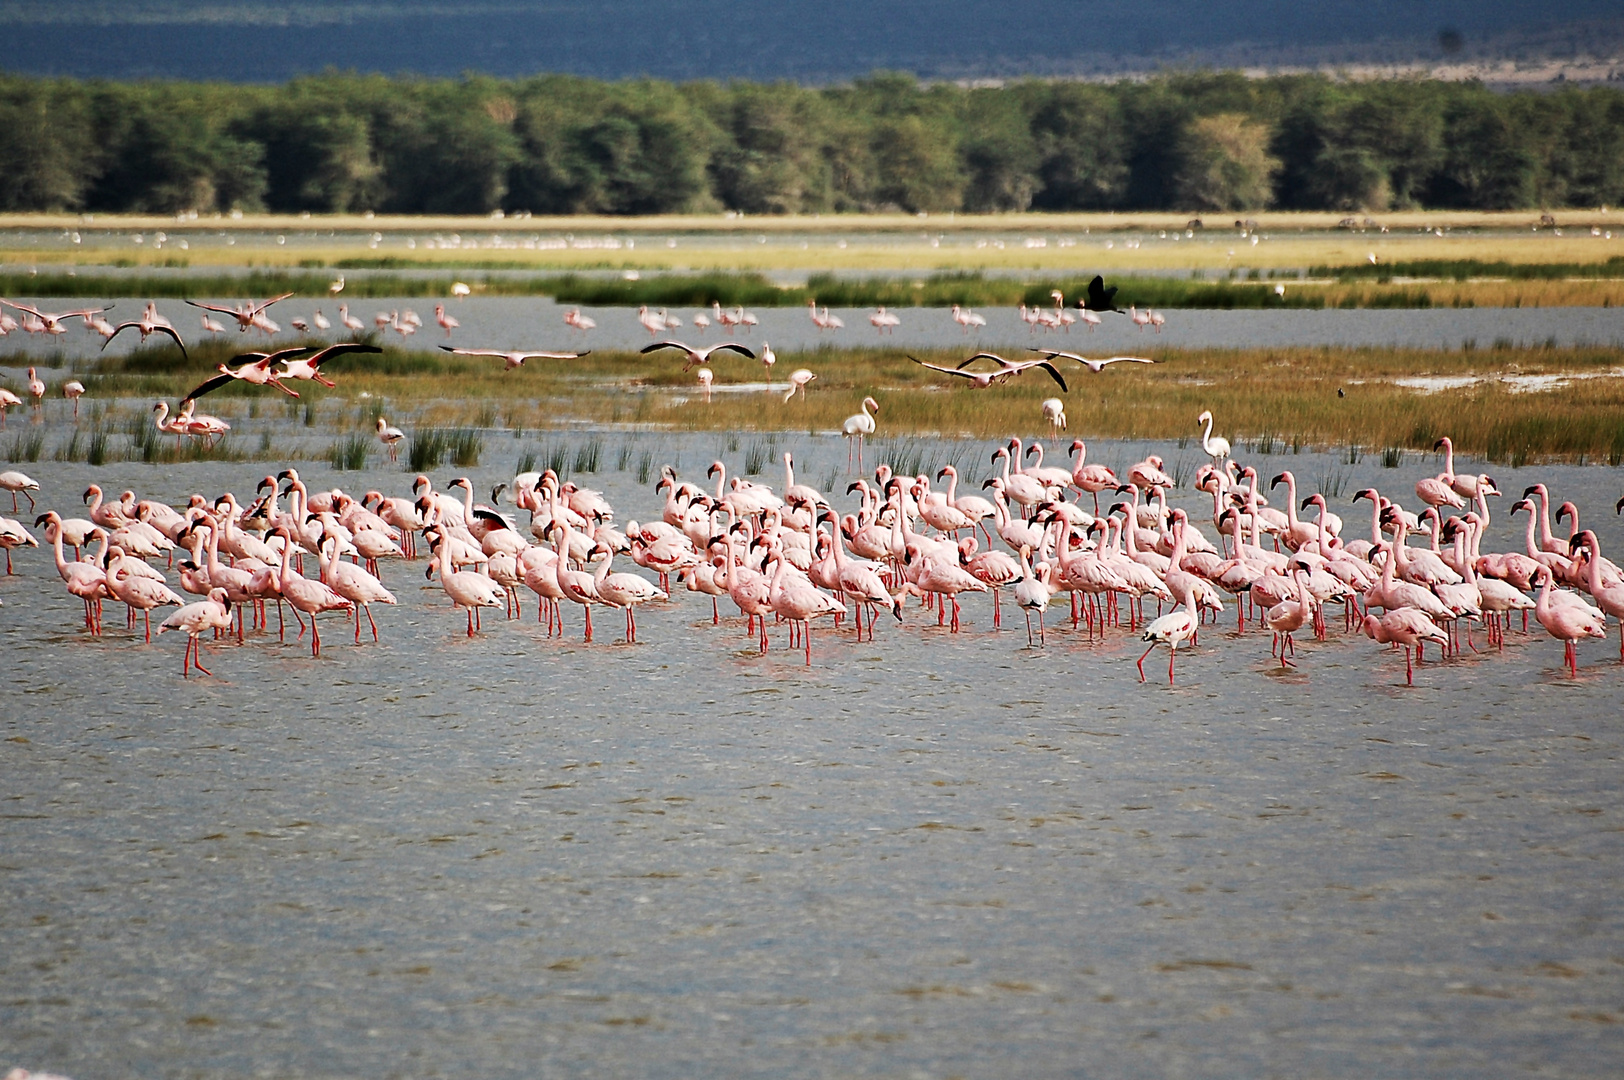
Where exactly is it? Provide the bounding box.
[30,336,1622,468]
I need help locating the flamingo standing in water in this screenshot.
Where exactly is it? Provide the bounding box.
[1197,410,1230,464]
[842,397,879,468]
[435,304,460,336]
[376,417,405,462]
[1362,609,1451,685]
[159,588,233,677]
[1139,589,1200,684]
[1532,566,1606,675]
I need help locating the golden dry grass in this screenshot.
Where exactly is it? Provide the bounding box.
[5,211,1624,277]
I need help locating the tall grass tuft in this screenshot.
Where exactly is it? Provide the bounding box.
[539,441,571,478]
[328,434,370,470]
[1318,468,1351,500]
[87,427,109,466]
[743,437,771,476]
[572,437,601,473]
[55,429,82,462]
[516,449,538,474]
[1381,446,1404,468]
[635,449,655,485]
[303,401,317,427]
[879,438,930,479]
[5,430,45,463]
[615,441,634,471]
[408,428,449,470]
[448,428,483,468]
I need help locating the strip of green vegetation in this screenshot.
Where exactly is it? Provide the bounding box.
[0,268,1323,309]
[1316,256,1624,282]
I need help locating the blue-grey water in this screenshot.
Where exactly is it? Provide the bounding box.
[3,433,1623,1079]
[5,299,1624,380]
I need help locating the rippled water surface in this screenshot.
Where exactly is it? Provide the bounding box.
[3,439,1624,1079]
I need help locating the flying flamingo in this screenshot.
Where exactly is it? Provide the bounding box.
[640,340,755,371]
[185,292,293,333]
[439,345,587,371]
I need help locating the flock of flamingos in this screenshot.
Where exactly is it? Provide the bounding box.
[2,427,1622,683]
[0,285,1621,683]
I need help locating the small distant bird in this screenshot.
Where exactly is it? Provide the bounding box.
[312,310,331,331]
[1029,349,1155,374]
[376,417,405,462]
[696,367,714,403]
[200,314,226,334]
[435,304,460,336]
[640,340,755,371]
[1080,275,1124,314]
[185,292,293,333]
[760,342,776,371]
[62,380,86,418]
[329,276,345,295]
[451,282,472,298]
[439,345,587,371]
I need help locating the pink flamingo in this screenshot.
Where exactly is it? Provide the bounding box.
[158,588,233,677]
[1532,566,1606,676]
[1570,531,1624,658]
[1362,609,1450,685]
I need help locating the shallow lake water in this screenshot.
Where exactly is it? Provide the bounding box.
[3,435,1623,1079]
[6,298,1624,372]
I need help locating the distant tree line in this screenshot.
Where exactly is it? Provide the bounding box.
[1,70,1620,216]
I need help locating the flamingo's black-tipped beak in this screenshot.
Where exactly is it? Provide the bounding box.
[1269,473,1286,489]
[1300,496,1316,511]
[846,481,862,494]
[1570,534,1588,554]
[1433,438,1446,450]
[1616,495,1624,515]
[1522,485,1540,499]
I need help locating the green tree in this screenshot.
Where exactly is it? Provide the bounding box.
[1174,113,1279,211]
[1029,83,1128,210]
